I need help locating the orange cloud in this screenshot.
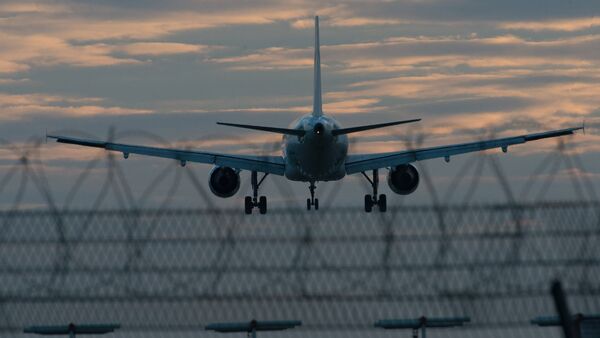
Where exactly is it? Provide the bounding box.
[0,33,141,73]
[0,2,311,73]
[210,33,600,75]
[0,93,153,119]
[291,16,403,29]
[0,60,30,73]
[500,17,600,32]
[0,5,309,41]
[210,47,313,70]
[116,42,210,56]
[0,3,70,14]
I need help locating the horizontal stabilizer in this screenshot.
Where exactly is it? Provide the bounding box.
[217,122,305,136]
[332,119,421,136]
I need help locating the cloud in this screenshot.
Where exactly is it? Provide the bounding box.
[500,17,600,32]
[116,42,209,56]
[209,47,313,70]
[291,15,403,29]
[203,28,598,141]
[0,33,142,73]
[209,33,600,75]
[0,1,311,74]
[0,77,30,85]
[0,93,153,120]
[0,3,309,41]
[0,2,70,14]
[0,60,30,73]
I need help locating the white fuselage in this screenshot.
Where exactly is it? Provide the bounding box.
[283,114,348,182]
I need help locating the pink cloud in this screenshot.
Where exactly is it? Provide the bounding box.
[500,17,600,32]
[0,93,153,119]
[117,42,209,56]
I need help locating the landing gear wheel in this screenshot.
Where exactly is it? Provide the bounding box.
[258,196,267,214]
[244,196,253,214]
[306,181,319,211]
[246,171,269,215]
[378,194,387,212]
[362,169,388,213]
[364,194,373,213]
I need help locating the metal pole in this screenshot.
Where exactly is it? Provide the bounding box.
[551,280,576,338]
[251,171,258,200]
[373,169,378,197]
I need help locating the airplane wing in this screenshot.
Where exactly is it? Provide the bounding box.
[345,127,582,174]
[47,135,286,175]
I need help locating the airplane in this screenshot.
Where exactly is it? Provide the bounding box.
[47,16,583,214]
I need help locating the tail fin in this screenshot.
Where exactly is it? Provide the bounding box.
[312,16,322,116]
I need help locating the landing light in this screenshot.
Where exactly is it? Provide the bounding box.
[314,123,324,135]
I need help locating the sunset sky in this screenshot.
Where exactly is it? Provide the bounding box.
[0,0,598,209]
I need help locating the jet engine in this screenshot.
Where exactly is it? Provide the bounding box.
[208,166,240,198]
[387,164,419,195]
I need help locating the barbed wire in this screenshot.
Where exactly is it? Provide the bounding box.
[0,130,598,338]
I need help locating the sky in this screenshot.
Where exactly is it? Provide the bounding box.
[0,0,599,210]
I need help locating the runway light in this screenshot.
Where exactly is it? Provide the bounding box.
[24,323,120,336]
[375,316,470,338]
[206,320,301,338]
[532,313,600,338]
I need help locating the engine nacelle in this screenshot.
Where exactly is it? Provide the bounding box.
[208,166,240,198]
[387,164,420,195]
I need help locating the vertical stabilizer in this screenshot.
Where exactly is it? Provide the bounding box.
[312,16,323,116]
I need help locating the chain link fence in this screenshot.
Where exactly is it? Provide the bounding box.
[0,133,597,338]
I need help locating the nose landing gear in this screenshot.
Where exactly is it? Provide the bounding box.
[245,171,268,214]
[306,181,319,210]
[362,169,387,212]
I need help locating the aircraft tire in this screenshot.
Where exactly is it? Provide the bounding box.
[244,196,253,214]
[378,194,387,212]
[307,199,311,210]
[314,198,319,210]
[364,194,373,212]
[259,196,267,214]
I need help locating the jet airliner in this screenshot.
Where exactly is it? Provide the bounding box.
[48,16,582,214]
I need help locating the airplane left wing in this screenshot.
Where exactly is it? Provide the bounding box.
[345,127,582,174]
[47,135,286,175]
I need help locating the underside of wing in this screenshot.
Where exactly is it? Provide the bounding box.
[47,135,285,175]
[345,127,582,174]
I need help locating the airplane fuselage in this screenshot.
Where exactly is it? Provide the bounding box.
[283,114,348,182]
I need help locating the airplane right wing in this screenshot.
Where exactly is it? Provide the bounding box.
[345,127,582,174]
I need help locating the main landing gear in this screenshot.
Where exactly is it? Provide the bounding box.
[306,181,319,210]
[245,171,268,214]
[362,169,387,212]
